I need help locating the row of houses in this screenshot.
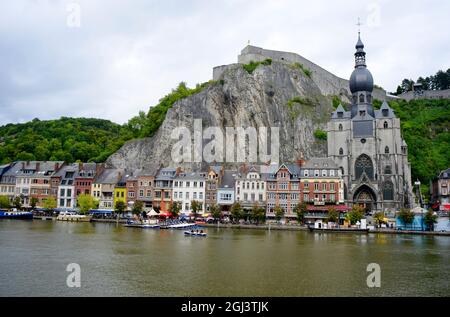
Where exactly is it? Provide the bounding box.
[0,158,347,218]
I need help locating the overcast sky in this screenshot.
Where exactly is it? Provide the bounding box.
[0,0,448,125]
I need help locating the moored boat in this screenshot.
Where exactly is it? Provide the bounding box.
[308,226,369,233]
[124,219,161,229]
[56,214,92,222]
[0,211,33,220]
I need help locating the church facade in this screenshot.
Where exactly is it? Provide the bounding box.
[327,34,414,213]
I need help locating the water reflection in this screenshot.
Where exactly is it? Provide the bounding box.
[0,220,448,297]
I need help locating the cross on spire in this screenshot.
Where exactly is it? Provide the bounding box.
[356,17,363,35]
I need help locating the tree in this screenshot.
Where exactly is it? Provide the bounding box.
[0,196,11,209]
[373,211,386,227]
[210,204,222,222]
[114,201,127,215]
[293,202,308,224]
[13,196,22,210]
[401,78,414,92]
[251,203,266,224]
[423,210,438,231]
[42,196,57,211]
[230,202,243,222]
[77,194,97,214]
[30,197,39,209]
[190,200,202,219]
[326,207,339,223]
[346,205,364,225]
[170,201,181,218]
[397,208,415,228]
[132,200,144,215]
[274,206,284,222]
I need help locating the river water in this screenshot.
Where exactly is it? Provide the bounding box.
[0,220,448,297]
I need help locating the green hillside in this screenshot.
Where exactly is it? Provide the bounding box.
[0,117,133,164]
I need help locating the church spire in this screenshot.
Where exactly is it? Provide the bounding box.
[354,34,366,67]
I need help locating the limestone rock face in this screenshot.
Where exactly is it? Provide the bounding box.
[107,51,385,173]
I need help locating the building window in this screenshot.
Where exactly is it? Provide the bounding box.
[382,109,388,117]
[321,170,327,177]
[359,94,365,103]
[385,146,390,154]
[304,170,309,177]
[339,148,344,155]
[383,181,394,201]
[355,154,374,180]
[385,165,392,174]
[383,121,388,129]
[338,124,343,131]
[314,170,319,177]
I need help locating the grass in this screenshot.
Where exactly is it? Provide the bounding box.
[291,62,312,78]
[242,59,272,74]
[286,96,317,120]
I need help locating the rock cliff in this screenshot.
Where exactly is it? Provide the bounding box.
[107,46,387,173]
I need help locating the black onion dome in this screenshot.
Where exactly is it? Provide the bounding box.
[349,67,374,93]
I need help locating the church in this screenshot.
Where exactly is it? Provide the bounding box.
[327,34,414,213]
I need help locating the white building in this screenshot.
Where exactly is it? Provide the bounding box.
[235,166,266,209]
[56,164,78,210]
[173,172,206,215]
[217,171,236,214]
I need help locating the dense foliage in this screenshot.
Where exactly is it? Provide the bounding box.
[388,99,449,186]
[126,81,218,139]
[0,117,133,164]
[394,69,450,94]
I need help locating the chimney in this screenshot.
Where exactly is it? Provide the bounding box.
[36,162,40,171]
[176,167,182,176]
[78,162,83,171]
[22,162,25,169]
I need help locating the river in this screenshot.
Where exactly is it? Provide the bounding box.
[0,220,448,296]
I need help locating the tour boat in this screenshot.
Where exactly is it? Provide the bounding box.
[56,214,92,222]
[0,211,33,220]
[124,219,161,229]
[184,230,207,237]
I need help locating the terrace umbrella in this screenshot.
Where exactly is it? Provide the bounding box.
[147,208,159,217]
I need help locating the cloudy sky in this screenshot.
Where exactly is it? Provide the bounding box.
[0,0,448,125]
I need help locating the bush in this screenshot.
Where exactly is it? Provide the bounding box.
[314,129,327,141]
[242,59,272,74]
[292,62,312,78]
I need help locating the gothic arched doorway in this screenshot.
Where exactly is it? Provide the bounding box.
[353,185,377,213]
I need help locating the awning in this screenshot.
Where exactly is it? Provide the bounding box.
[90,210,113,214]
[443,204,450,211]
[158,213,171,217]
[306,205,350,211]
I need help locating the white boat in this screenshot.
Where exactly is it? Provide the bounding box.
[168,223,197,229]
[124,219,161,229]
[184,230,207,237]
